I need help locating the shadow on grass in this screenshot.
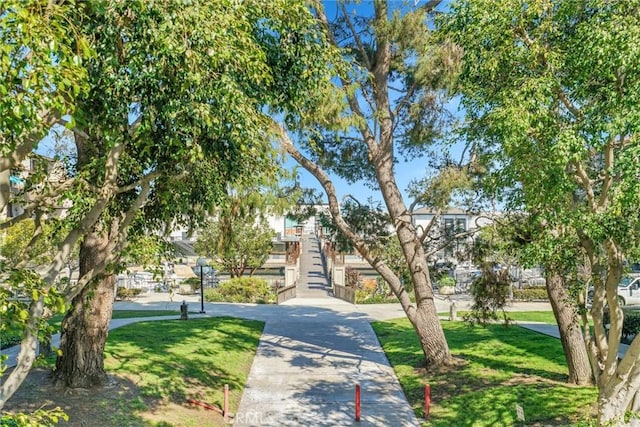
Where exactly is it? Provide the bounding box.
[101,316,264,424]
[372,318,597,426]
[3,317,262,426]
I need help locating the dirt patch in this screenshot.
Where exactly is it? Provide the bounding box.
[3,368,228,426]
[416,354,468,376]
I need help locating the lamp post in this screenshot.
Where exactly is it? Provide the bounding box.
[196,257,207,314]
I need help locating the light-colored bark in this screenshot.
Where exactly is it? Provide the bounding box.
[280,126,451,366]
[298,2,452,366]
[0,298,44,409]
[0,141,153,406]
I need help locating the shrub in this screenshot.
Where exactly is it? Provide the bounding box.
[465,268,512,326]
[1,407,68,426]
[345,266,362,288]
[183,277,201,292]
[204,277,276,304]
[354,278,396,304]
[603,309,640,341]
[438,275,456,288]
[512,286,548,301]
[355,291,400,304]
[116,287,142,300]
[1,329,22,350]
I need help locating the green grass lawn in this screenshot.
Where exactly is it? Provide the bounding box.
[2,310,181,350]
[103,316,264,425]
[6,315,263,426]
[372,319,597,426]
[439,311,560,324]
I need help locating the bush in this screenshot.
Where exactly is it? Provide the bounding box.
[183,277,201,292]
[437,275,456,288]
[603,309,640,341]
[353,278,397,304]
[116,287,142,300]
[437,275,456,295]
[512,286,548,301]
[355,291,400,304]
[345,266,362,288]
[1,407,68,426]
[465,268,512,326]
[204,277,276,304]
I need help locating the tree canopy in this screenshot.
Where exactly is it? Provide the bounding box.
[441,0,640,422]
[1,0,339,410]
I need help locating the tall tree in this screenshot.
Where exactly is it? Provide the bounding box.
[54,0,333,389]
[471,215,592,385]
[442,1,640,422]
[0,0,91,409]
[0,0,338,406]
[194,181,293,278]
[279,0,464,367]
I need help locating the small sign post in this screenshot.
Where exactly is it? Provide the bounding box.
[516,404,525,423]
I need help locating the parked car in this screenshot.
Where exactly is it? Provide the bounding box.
[588,276,640,306]
[617,276,640,306]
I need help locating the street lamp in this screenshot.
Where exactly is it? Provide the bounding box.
[196,257,207,314]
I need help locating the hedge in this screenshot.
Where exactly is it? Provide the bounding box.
[204,277,276,304]
[116,287,143,300]
[603,309,640,341]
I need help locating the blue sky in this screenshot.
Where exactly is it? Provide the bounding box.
[291,0,463,206]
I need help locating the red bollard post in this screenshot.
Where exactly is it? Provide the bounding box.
[223,384,229,421]
[355,383,361,422]
[424,384,431,418]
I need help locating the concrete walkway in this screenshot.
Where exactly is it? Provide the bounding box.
[234,234,418,426]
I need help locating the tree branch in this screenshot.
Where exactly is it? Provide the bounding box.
[572,160,597,212]
[0,297,44,409]
[425,228,477,258]
[598,136,615,209]
[418,209,441,245]
[516,26,582,119]
[0,177,77,231]
[115,171,160,194]
[339,2,372,71]
[277,123,416,314]
[313,2,378,154]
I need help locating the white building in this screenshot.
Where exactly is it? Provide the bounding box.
[412,207,497,267]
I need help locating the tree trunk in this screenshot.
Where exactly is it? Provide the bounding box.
[546,273,593,385]
[598,389,634,426]
[408,298,452,367]
[54,230,115,388]
[377,152,452,367]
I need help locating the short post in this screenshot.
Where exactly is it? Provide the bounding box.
[449,301,457,321]
[355,383,361,422]
[223,384,229,422]
[424,384,431,419]
[196,257,207,314]
[180,300,188,320]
